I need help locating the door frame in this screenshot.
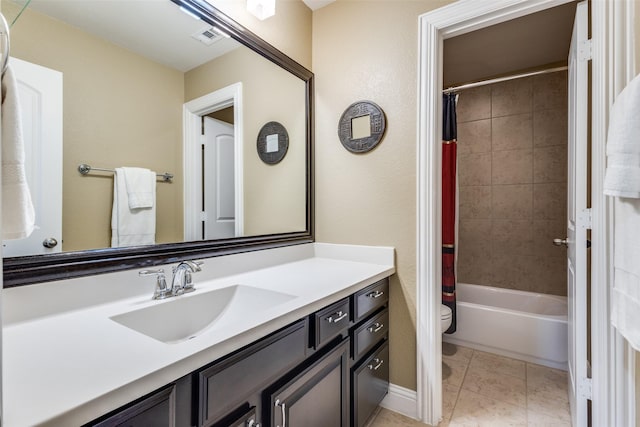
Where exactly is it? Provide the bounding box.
[183,83,244,241]
[416,0,635,425]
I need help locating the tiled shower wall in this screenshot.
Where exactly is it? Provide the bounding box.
[456,72,568,296]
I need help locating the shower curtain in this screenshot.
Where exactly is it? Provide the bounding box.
[442,93,457,334]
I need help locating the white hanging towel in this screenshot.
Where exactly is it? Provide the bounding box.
[111,167,156,247]
[611,198,640,350]
[603,73,640,198]
[122,166,155,209]
[605,73,640,350]
[1,66,35,240]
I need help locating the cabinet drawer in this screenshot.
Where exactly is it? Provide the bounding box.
[313,298,350,349]
[226,406,258,427]
[353,279,389,323]
[91,385,176,427]
[352,309,388,361]
[198,320,307,426]
[352,341,389,427]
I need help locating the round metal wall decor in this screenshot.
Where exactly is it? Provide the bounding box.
[338,101,386,154]
[256,121,289,164]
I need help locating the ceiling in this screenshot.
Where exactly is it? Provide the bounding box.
[302,0,335,11]
[20,0,575,80]
[22,0,241,72]
[443,1,578,87]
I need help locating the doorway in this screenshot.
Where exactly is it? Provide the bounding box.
[202,114,235,239]
[183,83,244,241]
[2,57,63,257]
[414,0,623,425]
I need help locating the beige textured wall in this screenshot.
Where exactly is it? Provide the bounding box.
[206,0,312,69]
[7,5,184,251]
[185,47,307,236]
[457,72,568,296]
[313,0,453,391]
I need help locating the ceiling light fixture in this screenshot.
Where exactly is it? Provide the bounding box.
[247,0,275,20]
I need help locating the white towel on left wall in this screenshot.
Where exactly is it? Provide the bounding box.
[111,167,156,247]
[1,66,35,240]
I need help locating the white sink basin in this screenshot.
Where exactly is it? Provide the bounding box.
[110,285,297,344]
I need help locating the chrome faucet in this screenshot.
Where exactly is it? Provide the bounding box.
[171,260,203,295]
[139,260,203,300]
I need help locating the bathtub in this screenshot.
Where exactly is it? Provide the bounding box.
[443,283,568,370]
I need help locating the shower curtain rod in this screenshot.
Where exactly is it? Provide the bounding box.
[442,65,568,94]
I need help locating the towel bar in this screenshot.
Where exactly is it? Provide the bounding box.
[78,164,173,182]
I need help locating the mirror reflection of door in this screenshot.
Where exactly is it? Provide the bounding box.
[2,57,63,257]
[203,115,235,240]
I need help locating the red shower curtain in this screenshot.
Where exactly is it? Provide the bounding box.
[442,93,457,334]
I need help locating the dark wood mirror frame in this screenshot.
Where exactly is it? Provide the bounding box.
[3,0,314,288]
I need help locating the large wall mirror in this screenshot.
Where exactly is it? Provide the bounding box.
[2,0,313,287]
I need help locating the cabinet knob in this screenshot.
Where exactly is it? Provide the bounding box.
[367,290,385,299]
[326,310,348,324]
[367,323,384,333]
[368,358,384,371]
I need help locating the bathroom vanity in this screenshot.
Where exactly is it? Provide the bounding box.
[89,278,388,427]
[3,243,394,426]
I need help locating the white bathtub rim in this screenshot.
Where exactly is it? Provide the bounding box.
[456,301,567,322]
[456,282,568,318]
[457,282,568,303]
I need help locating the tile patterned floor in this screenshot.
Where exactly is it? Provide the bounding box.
[368,343,571,427]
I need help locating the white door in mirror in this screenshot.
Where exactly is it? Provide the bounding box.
[2,57,63,256]
[203,117,235,239]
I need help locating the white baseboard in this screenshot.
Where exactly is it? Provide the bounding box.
[380,383,418,420]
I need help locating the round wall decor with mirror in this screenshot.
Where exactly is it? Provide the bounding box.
[257,121,289,164]
[338,100,386,154]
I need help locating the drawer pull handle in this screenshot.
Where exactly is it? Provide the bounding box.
[368,323,384,333]
[367,290,385,299]
[326,310,348,323]
[368,358,384,371]
[275,399,286,427]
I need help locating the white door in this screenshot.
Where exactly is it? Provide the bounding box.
[203,117,235,239]
[567,2,589,426]
[2,57,63,256]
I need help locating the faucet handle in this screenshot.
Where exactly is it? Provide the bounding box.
[139,269,171,300]
[183,261,203,293]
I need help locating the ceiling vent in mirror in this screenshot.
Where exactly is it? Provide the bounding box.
[191,27,223,46]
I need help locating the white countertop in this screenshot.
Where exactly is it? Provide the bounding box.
[2,243,394,427]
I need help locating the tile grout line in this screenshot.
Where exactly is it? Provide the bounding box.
[449,348,474,424]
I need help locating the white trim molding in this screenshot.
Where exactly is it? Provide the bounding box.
[591,1,636,426]
[183,83,244,241]
[417,0,591,425]
[379,384,418,420]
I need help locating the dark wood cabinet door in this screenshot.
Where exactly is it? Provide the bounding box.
[352,341,389,427]
[265,339,349,427]
[199,320,307,426]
